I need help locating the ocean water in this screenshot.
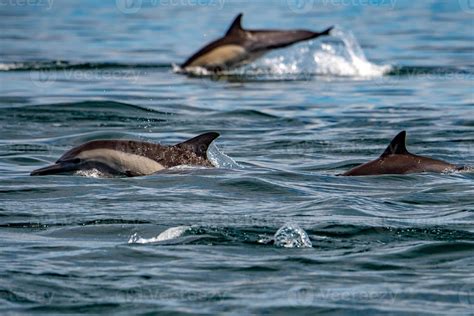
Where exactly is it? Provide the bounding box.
[0,0,473,314]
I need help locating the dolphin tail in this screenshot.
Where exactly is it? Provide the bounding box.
[175,132,220,159]
[30,161,78,176]
[250,26,334,51]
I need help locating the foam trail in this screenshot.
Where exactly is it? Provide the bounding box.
[128,226,190,244]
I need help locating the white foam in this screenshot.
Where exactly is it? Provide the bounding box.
[442,166,473,174]
[207,143,242,169]
[0,63,22,71]
[273,223,312,248]
[74,168,108,178]
[253,28,391,78]
[312,29,392,77]
[128,226,190,244]
[168,164,207,171]
[172,63,212,76]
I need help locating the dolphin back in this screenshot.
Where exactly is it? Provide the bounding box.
[30,132,220,177]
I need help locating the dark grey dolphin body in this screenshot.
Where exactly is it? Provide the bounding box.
[181,13,333,72]
[342,131,464,176]
[31,132,219,177]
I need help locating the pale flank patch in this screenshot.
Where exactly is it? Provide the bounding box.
[128,226,191,244]
[187,45,246,68]
[77,149,164,175]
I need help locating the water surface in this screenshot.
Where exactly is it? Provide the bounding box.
[0,0,473,314]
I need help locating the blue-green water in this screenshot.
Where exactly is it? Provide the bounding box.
[1,1,473,314]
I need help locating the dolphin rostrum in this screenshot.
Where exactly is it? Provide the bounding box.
[180,13,333,72]
[341,131,465,176]
[30,132,219,177]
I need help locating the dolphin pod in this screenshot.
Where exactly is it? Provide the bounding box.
[29,14,468,178]
[180,13,333,72]
[30,130,466,177]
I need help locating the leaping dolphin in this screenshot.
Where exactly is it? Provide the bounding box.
[341,131,465,176]
[180,13,333,72]
[30,132,219,177]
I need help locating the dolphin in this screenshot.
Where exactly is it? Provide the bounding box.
[341,131,465,176]
[180,13,333,72]
[30,132,219,177]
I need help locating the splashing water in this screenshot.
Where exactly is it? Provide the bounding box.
[128,226,191,244]
[207,143,242,169]
[312,28,392,77]
[251,28,391,78]
[75,168,108,178]
[273,223,313,248]
[176,28,391,78]
[172,63,212,76]
[0,63,21,71]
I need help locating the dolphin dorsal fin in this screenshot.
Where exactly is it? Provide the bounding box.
[225,13,244,36]
[175,132,220,158]
[381,131,409,157]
